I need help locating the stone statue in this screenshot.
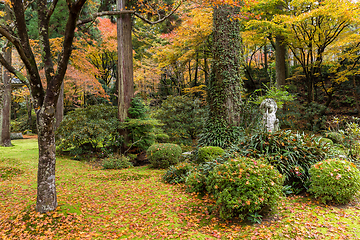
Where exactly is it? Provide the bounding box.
[260,98,279,132]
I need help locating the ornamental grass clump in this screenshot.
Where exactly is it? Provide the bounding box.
[206,157,284,220]
[147,143,182,169]
[197,146,225,164]
[162,161,194,184]
[309,159,360,204]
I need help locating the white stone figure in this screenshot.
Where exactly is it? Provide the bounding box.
[260,98,279,132]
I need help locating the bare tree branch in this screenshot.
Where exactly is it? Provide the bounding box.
[134,1,182,25]
[77,10,135,25]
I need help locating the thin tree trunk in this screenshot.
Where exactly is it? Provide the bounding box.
[275,35,287,89]
[0,44,12,147]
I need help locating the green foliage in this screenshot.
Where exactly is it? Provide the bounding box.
[102,155,133,170]
[56,105,122,156]
[235,130,330,190]
[185,167,208,194]
[121,97,165,152]
[206,157,283,220]
[154,95,206,145]
[197,146,225,164]
[303,102,328,132]
[309,159,360,204]
[147,143,182,169]
[325,132,344,144]
[199,118,243,149]
[252,85,296,109]
[11,111,37,134]
[162,161,194,184]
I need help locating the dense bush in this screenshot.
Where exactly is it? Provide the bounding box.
[154,95,206,145]
[206,157,284,220]
[197,146,225,164]
[11,110,37,134]
[309,159,360,204]
[162,161,194,184]
[102,155,133,169]
[147,143,182,169]
[56,105,122,156]
[235,130,330,190]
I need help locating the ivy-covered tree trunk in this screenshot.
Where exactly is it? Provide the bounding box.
[0,45,12,147]
[199,4,243,148]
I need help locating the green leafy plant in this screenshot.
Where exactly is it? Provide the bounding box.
[162,161,194,184]
[120,97,166,152]
[251,84,296,109]
[197,146,225,164]
[154,95,206,145]
[102,155,133,170]
[235,130,329,190]
[147,143,182,169]
[247,212,263,224]
[309,158,360,204]
[206,157,284,220]
[56,105,122,157]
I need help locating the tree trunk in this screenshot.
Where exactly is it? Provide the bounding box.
[36,103,57,213]
[275,35,287,89]
[117,0,134,123]
[199,4,243,148]
[55,82,64,131]
[0,44,12,147]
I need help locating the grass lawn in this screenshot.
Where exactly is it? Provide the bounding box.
[1,138,360,239]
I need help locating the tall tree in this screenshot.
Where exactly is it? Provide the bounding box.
[0,8,12,147]
[199,2,243,148]
[0,0,88,212]
[0,43,12,147]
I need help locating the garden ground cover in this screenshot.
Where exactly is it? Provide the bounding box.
[1,139,360,239]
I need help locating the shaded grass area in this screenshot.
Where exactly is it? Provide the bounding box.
[0,139,360,239]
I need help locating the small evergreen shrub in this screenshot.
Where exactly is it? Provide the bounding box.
[309,159,360,204]
[102,155,133,169]
[206,157,283,220]
[185,167,208,194]
[162,161,194,184]
[197,146,225,164]
[147,143,182,169]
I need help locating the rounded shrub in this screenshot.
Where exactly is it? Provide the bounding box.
[309,159,360,204]
[197,146,225,164]
[206,157,284,220]
[102,155,133,169]
[185,167,207,194]
[162,161,194,184]
[147,143,182,169]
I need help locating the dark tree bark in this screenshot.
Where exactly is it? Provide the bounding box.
[275,35,287,88]
[199,4,243,148]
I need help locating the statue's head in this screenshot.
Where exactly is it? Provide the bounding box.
[260,98,277,114]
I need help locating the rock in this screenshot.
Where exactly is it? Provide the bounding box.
[10,132,23,140]
[260,98,279,132]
